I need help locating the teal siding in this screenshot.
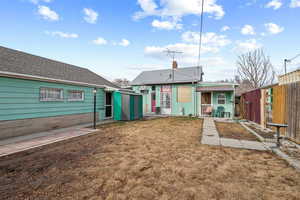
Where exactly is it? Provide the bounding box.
[113,91,122,121]
[133,84,197,116]
[0,77,105,121]
[133,82,235,117]
[212,91,234,116]
[171,84,196,116]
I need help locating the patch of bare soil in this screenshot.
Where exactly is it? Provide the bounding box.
[216,122,259,141]
[1,117,300,200]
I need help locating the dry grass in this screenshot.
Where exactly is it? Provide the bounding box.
[0,117,300,200]
[216,121,259,141]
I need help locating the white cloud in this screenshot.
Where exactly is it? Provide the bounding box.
[241,25,255,35]
[119,39,130,47]
[151,19,182,30]
[134,0,225,20]
[144,31,230,66]
[181,31,231,48]
[30,0,53,4]
[266,0,282,10]
[93,37,107,45]
[83,8,98,24]
[45,31,78,38]
[221,26,230,32]
[37,5,59,21]
[290,0,300,8]
[264,23,284,34]
[234,39,262,53]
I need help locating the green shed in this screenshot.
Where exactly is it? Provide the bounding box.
[113,91,143,121]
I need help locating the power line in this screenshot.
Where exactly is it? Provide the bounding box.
[197,0,205,67]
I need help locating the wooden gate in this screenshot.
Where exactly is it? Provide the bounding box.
[272,85,287,135]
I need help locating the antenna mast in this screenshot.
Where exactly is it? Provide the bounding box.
[164,48,183,62]
[163,48,183,82]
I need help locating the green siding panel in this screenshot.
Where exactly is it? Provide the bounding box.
[0,77,105,121]
[212,91,234,117]
[113,91,122,121]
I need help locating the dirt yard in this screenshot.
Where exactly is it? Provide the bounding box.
[1,117,300,200]
[216,121,259,141]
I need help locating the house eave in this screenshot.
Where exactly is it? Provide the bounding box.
[0,70,118,89]
[131,80,201,86]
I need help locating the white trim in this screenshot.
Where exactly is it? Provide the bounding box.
[39,87,64,102]
[67,90,85,101]
[0,71,119,89]
[217,93,226,105]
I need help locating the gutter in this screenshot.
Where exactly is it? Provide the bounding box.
[0,70,119,90]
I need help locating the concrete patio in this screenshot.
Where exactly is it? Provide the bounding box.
[0,120,114,157]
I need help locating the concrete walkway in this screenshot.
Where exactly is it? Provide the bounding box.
[201,118,268,151]
[0,120,114,157]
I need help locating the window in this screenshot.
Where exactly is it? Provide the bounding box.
[217,93,226,104]
[68,90,84,101]
[177,86,192,103]
[40,87,63,101]
[151,86,156,91]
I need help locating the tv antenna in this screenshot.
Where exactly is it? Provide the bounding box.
[164,48,183,62]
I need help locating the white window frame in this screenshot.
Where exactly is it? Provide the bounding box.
[67,90,84,101]
[40,87,64,102]
[217,93,226,104]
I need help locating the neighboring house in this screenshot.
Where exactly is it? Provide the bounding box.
[0,46,141,140]
[278,69,300,85]
[131,62,237,117]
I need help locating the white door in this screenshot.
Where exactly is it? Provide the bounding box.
[160,85,172,115]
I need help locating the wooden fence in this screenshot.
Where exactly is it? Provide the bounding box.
[272,85,287,134]
[285,82,300,142]
[240,82,300,143]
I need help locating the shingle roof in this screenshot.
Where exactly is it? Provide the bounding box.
[0,46,117,88]
[131,66,203,86]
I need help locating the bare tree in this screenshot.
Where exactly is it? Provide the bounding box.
[113,78,130,88]
[237,49,275,89]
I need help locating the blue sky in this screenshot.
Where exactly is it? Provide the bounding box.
[0,0,300,81]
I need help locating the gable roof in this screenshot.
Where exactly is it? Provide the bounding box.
[0,46,118,88]
[131,66,203,86]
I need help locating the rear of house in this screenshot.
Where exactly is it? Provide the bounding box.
[0,46,142,140]
[131,62,237,117]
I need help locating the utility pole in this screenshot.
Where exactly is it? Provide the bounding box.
[284,53,300,74]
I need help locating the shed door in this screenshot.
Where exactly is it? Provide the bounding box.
[121,94,130,120]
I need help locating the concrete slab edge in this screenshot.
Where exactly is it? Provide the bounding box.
[271,148,300,172]
[241,122,300,172]
[0,129,99,158]
[240,122,265,142]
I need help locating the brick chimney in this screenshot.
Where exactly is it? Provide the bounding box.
[172,61,178,69]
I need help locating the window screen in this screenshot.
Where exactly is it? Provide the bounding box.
[217,93,226,104]
[40,88,63,101]
[68,90,84,101]
[177,86,192,103]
